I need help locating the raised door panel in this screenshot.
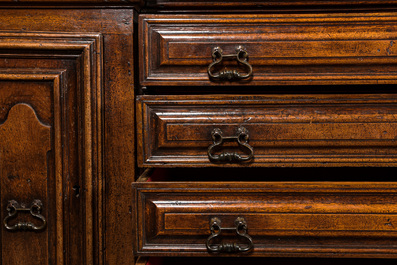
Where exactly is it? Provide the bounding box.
[0,104,51,264]
[0,33,102,265]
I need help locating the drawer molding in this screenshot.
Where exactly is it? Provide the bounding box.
[140,13,397,86]
[133,181,397,257]
[137,94,397,167]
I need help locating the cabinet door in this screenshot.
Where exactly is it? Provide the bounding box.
[0,33,102,265]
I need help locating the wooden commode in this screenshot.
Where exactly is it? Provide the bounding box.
[1,1,397,264]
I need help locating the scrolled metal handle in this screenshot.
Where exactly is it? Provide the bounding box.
[208,126,254,163]
[206,217,253,253]
[208,46,253,81]
[4,199,46,231]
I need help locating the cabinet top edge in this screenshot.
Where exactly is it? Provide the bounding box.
[0,0,142,8]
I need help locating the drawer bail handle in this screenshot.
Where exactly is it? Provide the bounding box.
[208,126,254,163]
[206,217,253,253]
[208,46,253,81]
[4,199,46,231]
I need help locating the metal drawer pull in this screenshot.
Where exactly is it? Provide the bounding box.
[208,126,254,163]
[208,46,253,81]
[206,217,253,253]
[4,199,46,231]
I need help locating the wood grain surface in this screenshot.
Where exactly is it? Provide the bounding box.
[140,13,397,86]
[134,180,397,257]
[0,9,135,265]
[137,94,397,167]
[145,0,397,8]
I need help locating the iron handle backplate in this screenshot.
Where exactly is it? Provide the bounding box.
[206,217,253,253]
[208,46,253,81]
[208,126,254,163]
[4,199,46,231]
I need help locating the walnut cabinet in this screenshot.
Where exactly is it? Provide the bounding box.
[1,1,397,265]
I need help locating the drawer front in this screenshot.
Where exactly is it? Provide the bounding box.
[144,1,397,8]
[137,94,397,167]
[133,181,397,257]
[140,13,397,86]
[137,257,397,265]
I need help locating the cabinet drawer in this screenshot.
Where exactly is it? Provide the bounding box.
[140,13,397,87]
[133,180,397,257]
[137,94,397,167]
[136,257,397,265]
[144,1,397,9]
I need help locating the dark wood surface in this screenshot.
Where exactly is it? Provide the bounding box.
[0,8,135,265]
[0,104,51,264]
[136,6,397,264]
[0,0,140,4]
[140,13,397,87]
[137,257,397,265]
[134,177,397,257]
[1,1,397,265]
[0,32,103,265]
[137,94,397,167]
[144,0,397,8]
